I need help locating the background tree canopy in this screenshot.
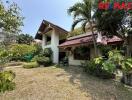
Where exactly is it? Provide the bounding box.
[0,0,24,34]
[16,34,33,45]
[94,0,132,38]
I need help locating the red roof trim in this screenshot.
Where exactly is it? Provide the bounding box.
[59,35,123,48]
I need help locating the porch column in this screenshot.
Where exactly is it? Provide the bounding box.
[51,30,59,63]
[42,34,46,49]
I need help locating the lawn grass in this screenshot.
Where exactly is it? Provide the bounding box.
[0,65,132,100]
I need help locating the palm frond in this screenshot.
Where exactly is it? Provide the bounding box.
[67,2,83,15]
[71,18,86,31]
[81,21,88,32]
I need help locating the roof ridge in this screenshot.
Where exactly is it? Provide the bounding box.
[43,20,69,33]
[67,32,97,41]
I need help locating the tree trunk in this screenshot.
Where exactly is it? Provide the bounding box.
[124,37,130,57]
[89,21,98,57]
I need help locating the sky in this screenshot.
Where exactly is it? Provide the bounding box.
[10,0,81,37]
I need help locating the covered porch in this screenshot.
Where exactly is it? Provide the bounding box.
[59,34,123,66]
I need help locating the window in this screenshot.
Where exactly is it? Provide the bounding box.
[46,35,51,45]
[59,39,66,44]
[74,46,90,60]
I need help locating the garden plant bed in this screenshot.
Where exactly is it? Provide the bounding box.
[0,66,132,100]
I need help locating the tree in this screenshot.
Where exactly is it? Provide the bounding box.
[93,0,125,37]
[68,0,98,56]
[16,34,33,45]
[0,0,24,34]
[68,27,83,38]
[93,0,132,56]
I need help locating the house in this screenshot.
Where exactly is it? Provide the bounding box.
[59,33,124,65]
[35,20,131,65]
[35,20,68,63]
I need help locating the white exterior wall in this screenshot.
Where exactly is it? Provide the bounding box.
[42,34,47,49]
[68,53,84,66]
[51,30,59,63]
[42,30,59,64]
[68,47,96,66]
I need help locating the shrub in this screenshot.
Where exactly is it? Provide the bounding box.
[102,60,116,73]
[23,62,39,69]
[108,50,124,65]
[9,44,37,61]
[31,55,39,62]
[82,60,96,74]
[121,58,132,86]
[39,48,52,58]
[0,70,15,93]
[33,44,43,55]
[82,58,115,79]
[31,48,53,67]
[0,47,11,65]
[122,58,132,73]
[36,57,52,67]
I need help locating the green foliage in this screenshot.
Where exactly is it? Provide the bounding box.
[31,55,39,62]
[102,60,116,73]
[36,57,52,67]
[94,9,125,36]
[68,0,97,55]
[108,50,124,64]
[94,0,132,38]
[0,0,24,34]
[0,70,15,93]
[94,57,103,64]
[68,28,83,37]
[23,62,39,69]
[33,44,43,55]
[121,58,132,86]
[31,48,53,67]
[82,50,126,79]
[82,60,115,79]
[82,60,96,74]
[122,58,132,72]
[68,0,94,32]
[82,49,132,80]
[16,34,33,45]
[39,48,52,58]
[0,70,15,81]
[0,47,11,65]
[9,44,37,61]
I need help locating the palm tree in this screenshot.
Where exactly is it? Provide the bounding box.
[68,0,98,56]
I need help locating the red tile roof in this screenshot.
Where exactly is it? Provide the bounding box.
[99,36,123,45]
[59,35,93,47]
[59,35,123,48]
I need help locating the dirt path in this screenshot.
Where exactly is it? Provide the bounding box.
[0,66,132,100]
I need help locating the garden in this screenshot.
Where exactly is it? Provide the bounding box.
[0,0,132,99]
[0,42,53,93]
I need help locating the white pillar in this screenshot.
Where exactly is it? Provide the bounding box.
[42,34,46,49]
[51,30,59,63]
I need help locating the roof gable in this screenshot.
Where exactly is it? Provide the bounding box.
[35,20,68,40]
